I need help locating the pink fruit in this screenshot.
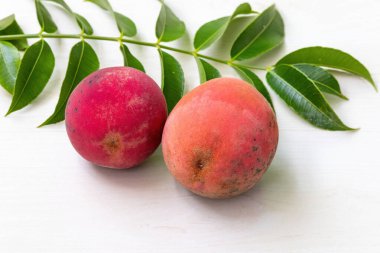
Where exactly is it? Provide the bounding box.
[162,78,278,199]
[65,67,167,169]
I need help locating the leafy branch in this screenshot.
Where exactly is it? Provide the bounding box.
[0,0,376,130]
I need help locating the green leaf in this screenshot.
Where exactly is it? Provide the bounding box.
[195,57,221,83]
[235,66,274,109]
[86,0,136,37]
[35,0,58,33]
[0,15,16,30]
[231,4,284,61]
[114,12,137,37]
[293,64,348,100]
[74,14,93,35]
[232,3,254,17]
[6,40,55,115]
[85,0,112,11]
[276,47,376,90]
[194,17,229,51]
[266,64,354,131]
[158,50,184,113]
[0,14,28,50]
[41,41,99,126]
[0,41,20,94]
[43,0,72,13]
[194,3,253,51]
[43,0,93,35]
[120,44,145,72]
[156,3,186,42]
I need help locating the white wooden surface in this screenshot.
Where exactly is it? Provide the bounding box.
[1,0,379,252]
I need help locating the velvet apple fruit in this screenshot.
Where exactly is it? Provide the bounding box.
[65,67,167,169]
[162,77,278,198]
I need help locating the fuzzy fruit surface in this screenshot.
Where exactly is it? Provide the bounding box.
[65,67,167,169]
[162,78,279,199]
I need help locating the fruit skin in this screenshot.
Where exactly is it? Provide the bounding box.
[162,77,278,199]
[65,67,167,169]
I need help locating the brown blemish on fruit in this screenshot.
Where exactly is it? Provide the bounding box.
[101,132,124,160]
[252,146,259,152]
[88,74,100,86]
[254,168,262,176]
[192,150,212,182]
[220,178,241,195]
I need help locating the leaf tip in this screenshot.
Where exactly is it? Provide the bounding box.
[365,76,377,92]
[372,82,378,92]
[341,95,349,101]
[4,109,13,117]
[366,74,377,92]
[37,118,50,128]
[37,120,53,128]
[346,126,360,131]
[339,124,359,131]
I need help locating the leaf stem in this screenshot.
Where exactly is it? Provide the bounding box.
[0,33,267,71]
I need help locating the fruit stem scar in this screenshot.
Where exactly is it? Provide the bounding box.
[101,132,124,155]
[196,159,205,169]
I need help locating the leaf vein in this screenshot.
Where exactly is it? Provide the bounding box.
[9,40,45,112]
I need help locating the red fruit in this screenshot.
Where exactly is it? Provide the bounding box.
[65,67,167,169]
[162,78,279,198]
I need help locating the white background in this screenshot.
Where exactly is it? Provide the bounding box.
[1,0,379,252]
